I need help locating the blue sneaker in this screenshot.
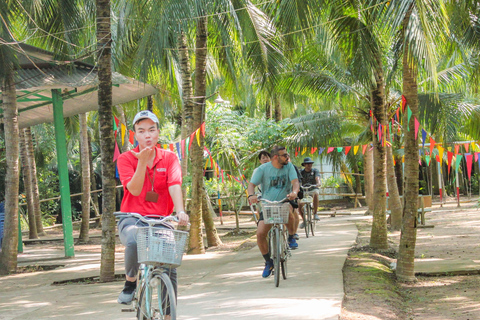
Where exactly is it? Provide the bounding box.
[262,259,274,278]
[288,237,298,250]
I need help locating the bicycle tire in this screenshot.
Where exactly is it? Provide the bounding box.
[310,206,316,237]
[304,205,311,238]
[281,228,288,280]
[274,227,281,287]
[137,270,177,320]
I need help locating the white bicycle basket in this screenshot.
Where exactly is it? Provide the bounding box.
[136,227,188,268]
[262,202,290,224]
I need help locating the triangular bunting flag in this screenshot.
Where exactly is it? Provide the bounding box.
[200,122,206,137]
[113,116,119,131]
[402,95,407,111]
[327,147,334,154]
[311,147,317,154]
[129,130,135,145]
[337,147,343,152]
[454,144,459,154]
[176,142,181,160]
[429,137,435,157]
[318,147,325,155]
[437,146,444,164]
[425,155,431,166]
[353,145,359,155]
[464,143,469,153]
[121,123,126,146]
[196,128,201,146]
[455,154,462,173]
[475,152,480,162]
[362,145,367,155]
[421,129,427,148]
[302,147,307,155]
[414,118,419,140]
[465,153,473,180]
[189,133,195,150]
[407,106,412,131]
[181,140,185,159]
[344,146,351,155]
[447,151,453,175]
[295,147,299,157]
[113,141,120,162]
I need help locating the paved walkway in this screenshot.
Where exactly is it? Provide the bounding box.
[0,215,358,320]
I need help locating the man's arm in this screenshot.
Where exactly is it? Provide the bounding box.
[168,184,189,225]
[287,178,300,200]
[315,169,321,187]
[248,182,258,204]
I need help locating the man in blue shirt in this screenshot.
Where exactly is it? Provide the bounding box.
[247,146,300,278]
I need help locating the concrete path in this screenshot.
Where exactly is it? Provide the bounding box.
[0,216,358,320]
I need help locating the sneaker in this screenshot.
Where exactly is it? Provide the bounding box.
[293,233,299,240]
[299,222,305,229]
[117,285,136,305]
[314,214,320,220]
[262,259,274,278]
[288,237,298,250]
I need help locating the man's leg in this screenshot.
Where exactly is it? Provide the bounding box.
[118,217,141,304]
[313,192,320,220]
[257,220,274,277]
[286,205,298,249]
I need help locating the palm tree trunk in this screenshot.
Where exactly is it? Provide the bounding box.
[188,16,208,254]
[179,31,194,178]
[369,60,388,249]
[387,146,402,230]
[0,69,19,274]
[397,6,418,282]
[88,131,100,219]
[79,113,91,243]
[265,101,272,119]
[96,0,116,282]
[394,154,404,195]
[202,185,222,247]
[364,145,374,214]
[274,95,282,121]
[19,129,38,239]
[24,127,45,235]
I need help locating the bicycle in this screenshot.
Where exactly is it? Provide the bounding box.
[259,197,292,287]
[114,212,189,320]
[299,184,318,238]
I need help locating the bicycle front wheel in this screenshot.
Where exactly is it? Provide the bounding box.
[137,270,177,320]
[281,228,288,280]
[310,206,316,237]
[304,205,311,238]
[273,227,281,287]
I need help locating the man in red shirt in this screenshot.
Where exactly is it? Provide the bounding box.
[116,110,189,305]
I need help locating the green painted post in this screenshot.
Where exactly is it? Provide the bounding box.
[18,212,23,253]
[51,89,75,257]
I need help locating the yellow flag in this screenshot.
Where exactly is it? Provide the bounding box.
[402,156,405,163]
[437,146,444,164]
[353,145,359,155]
[196,128,201,146]
[163,144,167,149]
[121,123,126,146]
[301,147,307,155]
[472,142,476,152]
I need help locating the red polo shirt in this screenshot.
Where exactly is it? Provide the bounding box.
[117,146,182,216]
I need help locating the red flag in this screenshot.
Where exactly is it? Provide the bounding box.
[454,144,459,154]
[464,143,469,153]
[114,116,120,127]
[414,118,419,140]
[169,144,174,152]
[475,152,479,162]
[344,146,351,155]
[327,147,334,154]
[401,95,407,111]
[113,141,120,162]
[129,130,135,144]
[295,147,299,157]
[362,144,368,155]
[396,107,400,122]
[429,137,435,157]
[447,151,453,175]
[311,147,317,154]
[466,154,473,180]
[200,122,206,137]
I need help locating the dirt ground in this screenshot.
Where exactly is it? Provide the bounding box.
[20,201,480,319]
[341,197,480,320]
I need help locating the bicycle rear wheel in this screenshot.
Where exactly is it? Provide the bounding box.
[137,270,177,320]
[273,227,281,287]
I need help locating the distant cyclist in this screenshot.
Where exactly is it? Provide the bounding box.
[299,157,321,229]
[248,146,300,278]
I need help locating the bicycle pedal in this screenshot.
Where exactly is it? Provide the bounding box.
[121,308,135,312]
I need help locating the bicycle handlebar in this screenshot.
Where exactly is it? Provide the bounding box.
[257,196,288,204]
[114,212,180,226]
[302,184,318,190]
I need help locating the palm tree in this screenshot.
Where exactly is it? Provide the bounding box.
[78,113,91,243]
[96,0,117,282]
[0,0,20,275]
[19,129,38,239]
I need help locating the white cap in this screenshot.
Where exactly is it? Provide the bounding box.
[132,110,159,127]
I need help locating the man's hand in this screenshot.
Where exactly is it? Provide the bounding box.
[176,211,189,226]
[249,195,258,204]
[287,191,297,201]
[131,147,154,164]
